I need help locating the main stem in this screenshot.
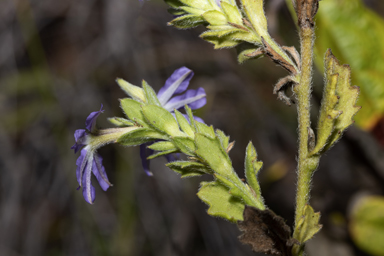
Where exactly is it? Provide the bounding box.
[292,26,316,255]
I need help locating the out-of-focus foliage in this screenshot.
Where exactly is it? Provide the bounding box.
[350,196,384,255]
[314,0,384,130]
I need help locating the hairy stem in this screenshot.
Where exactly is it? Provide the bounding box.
[292,26,318,255]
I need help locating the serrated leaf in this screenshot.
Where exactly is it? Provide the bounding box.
[142,80,161,106]
[168,8,187,16]
[179,0,213,10]
[311,50,343,155]
[117,128,167,146]
[167,161,210,177]
[195,134,232,176]
[350,196,384,256]
[314,0,384,129]
[202,10,228,26]
[120,98,148,127]
[174,109,195,138]
[200,28,243,38]
[168,14,205,29]
[165,0,184,8]
[220,2,242,24]
[323,50,361,151]
[116,78,145,102]
[179,6,205,15]
[202,35,240,49]
[108,117,135,127]
[215,129,229,150]
[148,141,177,151]
[244,142,263,202]
[293,204,322,247]
[240,0,267,36]
[147,149,178,160]
[142,105,185,137]
[172,136,196,155]
[195,121,215,139]
[236,43,264,64]
[197,181,245,222]
[185,105,197,132]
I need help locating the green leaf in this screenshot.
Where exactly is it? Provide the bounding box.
[195,134,232,175]
[164,0,184,8]
[179,0,213,10]
[350,196,384,256]
[174,110,195,138]
[311,49,343,155]
[142,105,185,137]
[142,80,161,106]
[215,129,229,150]
[120,98,148,127]
[240,0,267,37]
[195,121,215,139]
[201,34,240,49]
[293,204,322,247]
[244,142,263,202]
[236,43,263,64]
[168,14,206,29]
[202,10,227,26]
[117,128,167,146]
[315,0,384,130]
[147,141,177,151]
[220,2,242,24]
[116,78,146,102]
[108,117,135,127]
[167,161,210,177]
[323,50,361,151]
[179,6,205,15]
[172,136,196,156]
[185,105,197,132]
[197,181,245,222]
[147,149,178,160]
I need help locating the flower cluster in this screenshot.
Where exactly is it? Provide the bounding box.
[72,67,206,203]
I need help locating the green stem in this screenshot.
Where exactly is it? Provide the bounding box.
[292,26,318,255]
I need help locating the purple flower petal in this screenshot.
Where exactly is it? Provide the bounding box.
[76,149,88,186]
[85,104,104,132]
[140,144,154,176]
[163,87,206,111]
[82,170,96,204]
[71,129,87,153]
[92,154,111,191]
[157,67,194,105]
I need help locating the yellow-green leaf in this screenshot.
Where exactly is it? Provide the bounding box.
[293,204,322,253]
[197,181,245,222]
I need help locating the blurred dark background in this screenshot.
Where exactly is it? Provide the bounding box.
[1,0,384,255]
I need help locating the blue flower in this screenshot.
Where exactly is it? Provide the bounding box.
[72,105,112,204]
[140,67,206,175]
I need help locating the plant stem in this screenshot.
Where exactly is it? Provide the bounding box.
[292,26,318,255]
